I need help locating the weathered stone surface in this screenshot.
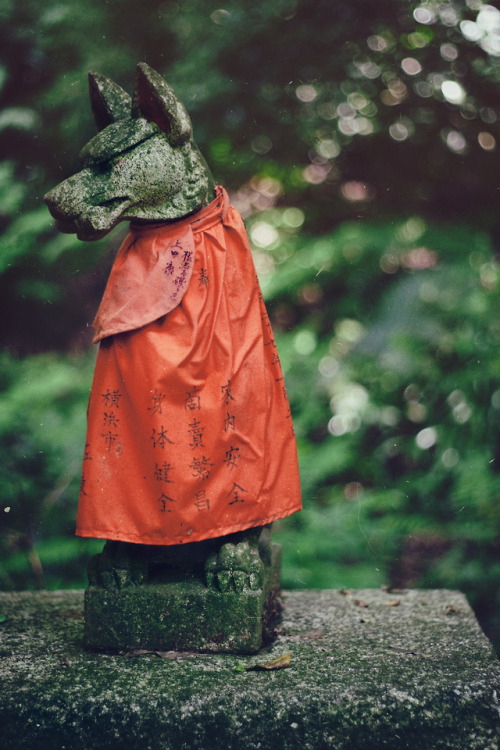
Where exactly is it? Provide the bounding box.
[1,588,499,749]
[84,543,282,653]
[44,63,215,241]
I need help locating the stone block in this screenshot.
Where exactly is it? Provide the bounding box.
[83,544,282,653]
[1,588,499,749]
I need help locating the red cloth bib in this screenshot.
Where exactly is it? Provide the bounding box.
[76,187,301,545]
[92,218,196,343]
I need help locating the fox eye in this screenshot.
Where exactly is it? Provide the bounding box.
[108,155,127,170]
[93,160,112,175]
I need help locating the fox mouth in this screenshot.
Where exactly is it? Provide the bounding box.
[51,215,80,234]
[45,195,133,241]
[96,196,131,212]
[76,198,133,240]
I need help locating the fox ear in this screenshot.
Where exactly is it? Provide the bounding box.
[132,62,192,146]
[88,72,132,131]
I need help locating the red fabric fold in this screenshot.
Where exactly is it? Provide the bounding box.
[76,186,301,546]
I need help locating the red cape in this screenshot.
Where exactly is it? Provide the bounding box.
[76,187,301,545]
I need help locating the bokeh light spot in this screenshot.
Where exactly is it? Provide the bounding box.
[396,217,426,243]
[381,406,400,426]
[461,103,477,120]
[367,35,388,52]
[335,318,364,343]
[253,252,275,276]
[478,131,496,150]
[460,19,482,41]
[300,283,322,304]
[453,403,472,424]
[442,448,459,468]
[337,102,356,118]
[318,356,339,378]
[316,138,340,159]
[441,80,466,104]
[354,60,381,79]
[340,181,375,202]
[389,120,412,141]
[415,81,433,98]
[401,247,438,270]
[491,390,500,409]
[416,426,438,449]
[250,221,279,248]
[440,43,458,61]
[303,164,329,184]
[444,130,468,153]
[296,84,318,103]
[328,415,347,436]
[380,253,399,274]
[356,117,375,135]
[447,390,472,424]
[480,262,498,289]
[401,57,422,75]
[408,402,427,422]
[440,5,460,26]
[481,107,497,124]
[282,207,305,228]
[338,118,359,135]
[210,9,230,24]
[407,31,430,48]
[414,7,436,24]
[251,135,272,155]
[294,329,317,355]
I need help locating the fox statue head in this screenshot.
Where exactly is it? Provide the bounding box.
[44,63,215,241]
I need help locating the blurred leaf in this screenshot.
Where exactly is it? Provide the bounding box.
[246,653,292,671]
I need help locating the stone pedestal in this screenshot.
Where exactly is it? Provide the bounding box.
[84,544,282,653]
[1,588,499,749]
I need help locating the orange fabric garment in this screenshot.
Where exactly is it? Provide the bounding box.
[76,186,302,546]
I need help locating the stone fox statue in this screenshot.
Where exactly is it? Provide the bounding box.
[45,63,301,594]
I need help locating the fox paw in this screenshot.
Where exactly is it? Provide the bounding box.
[87,542,147,589]
[205,541,264,592]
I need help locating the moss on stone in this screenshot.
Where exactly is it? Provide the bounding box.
[1,588,499,749]
[84,581,268,653]
[83,542,282,653]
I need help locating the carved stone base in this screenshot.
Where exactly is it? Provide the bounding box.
[83,543,282,653]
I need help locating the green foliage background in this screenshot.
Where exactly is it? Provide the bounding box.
[1,0,500,649]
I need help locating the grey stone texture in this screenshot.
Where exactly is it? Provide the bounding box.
[44,63,215,241]
[1,588,499,749]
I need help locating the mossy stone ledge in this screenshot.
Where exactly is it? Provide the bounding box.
[1,588,499,749]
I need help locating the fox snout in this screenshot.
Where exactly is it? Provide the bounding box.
[44,171,131,241]
[44,180,87,236]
